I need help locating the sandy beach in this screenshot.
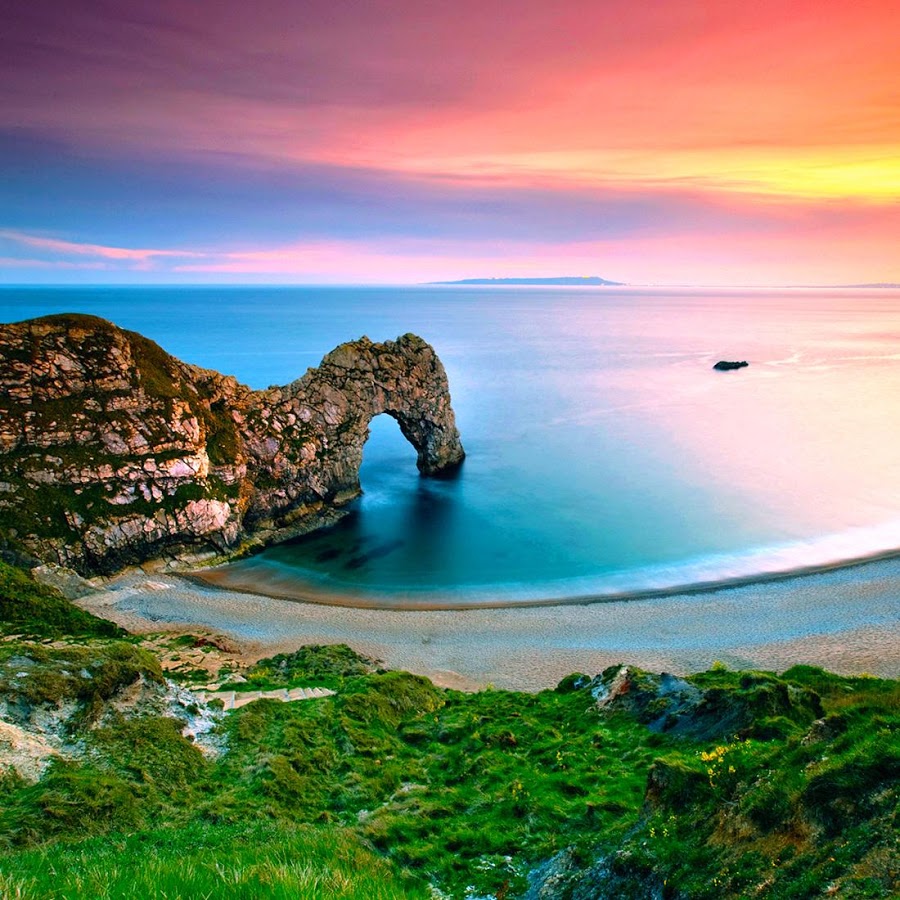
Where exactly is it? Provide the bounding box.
[78,555,900,691]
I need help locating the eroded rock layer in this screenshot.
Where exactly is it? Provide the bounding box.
[0,314,464,574]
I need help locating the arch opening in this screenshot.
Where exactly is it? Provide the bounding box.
[358,412,421,496]
[294,410,464,588]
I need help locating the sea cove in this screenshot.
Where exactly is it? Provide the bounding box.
[5,285,900,608]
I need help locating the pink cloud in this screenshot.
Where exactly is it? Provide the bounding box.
[3,1,897,181]
[0,230,203,264]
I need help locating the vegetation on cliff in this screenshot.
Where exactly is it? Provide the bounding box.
[0,563,896,899]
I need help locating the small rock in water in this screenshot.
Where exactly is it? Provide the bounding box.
[713,360,749,371]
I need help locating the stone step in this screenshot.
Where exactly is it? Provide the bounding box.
[197,686,335,710]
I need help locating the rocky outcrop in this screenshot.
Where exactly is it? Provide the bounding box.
[0,640,223,779]
[0,314,464,575]
[587,664,823,741]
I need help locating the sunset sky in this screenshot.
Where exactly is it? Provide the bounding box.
[1,0,898,285]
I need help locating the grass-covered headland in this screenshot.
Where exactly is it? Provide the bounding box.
[0,560,896,899]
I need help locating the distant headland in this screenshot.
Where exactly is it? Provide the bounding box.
[430,276,625,286]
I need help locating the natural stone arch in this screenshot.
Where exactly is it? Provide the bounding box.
[0,315,464,574]
[244,334,466,521]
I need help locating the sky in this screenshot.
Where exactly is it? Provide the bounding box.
[1,0,898,285]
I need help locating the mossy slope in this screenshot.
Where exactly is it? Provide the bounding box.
[0,563,897,899]
[0,560,121,639]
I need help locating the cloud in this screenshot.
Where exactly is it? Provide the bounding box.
[8,137,893,252]
[1,1,897,284]
[0,229,203,265]
[2,1,897,178]
[0,255,105,270]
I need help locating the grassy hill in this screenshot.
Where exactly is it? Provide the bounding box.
[0,561,896,899]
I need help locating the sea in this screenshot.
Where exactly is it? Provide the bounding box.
[5,284,900,608]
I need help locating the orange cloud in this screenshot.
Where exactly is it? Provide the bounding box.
[2,1,897,283]
[5,1,897,206]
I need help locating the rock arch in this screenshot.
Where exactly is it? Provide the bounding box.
[242,333,466,524]
[0,316,464,574]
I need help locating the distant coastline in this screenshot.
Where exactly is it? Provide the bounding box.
[429,276,625,286]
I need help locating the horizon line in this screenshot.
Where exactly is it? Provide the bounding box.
[1,281,899,290]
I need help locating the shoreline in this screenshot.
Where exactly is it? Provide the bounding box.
[193,544,900,611]
[190,549,900,612]
[79,551,900,691]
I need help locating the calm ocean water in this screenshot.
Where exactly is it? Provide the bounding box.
[5,285,900,606]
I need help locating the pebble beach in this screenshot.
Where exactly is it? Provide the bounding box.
[79,555,900,691]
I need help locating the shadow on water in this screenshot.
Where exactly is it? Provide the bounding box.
[401,478,462,571]
[264,413,466,586]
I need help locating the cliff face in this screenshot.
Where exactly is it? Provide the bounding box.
[0,314,464,575]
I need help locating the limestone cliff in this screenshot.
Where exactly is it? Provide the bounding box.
[0,314,464,575]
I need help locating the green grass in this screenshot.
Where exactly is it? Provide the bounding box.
[0,640,162,713]
[220,642,378,691]
[585,666,900,899]
[162,670,662,897]
[0,822,429,900]
[0,560,121,639]
[0,561,897,898]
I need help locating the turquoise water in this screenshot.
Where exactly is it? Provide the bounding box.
[5,285,900,605]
